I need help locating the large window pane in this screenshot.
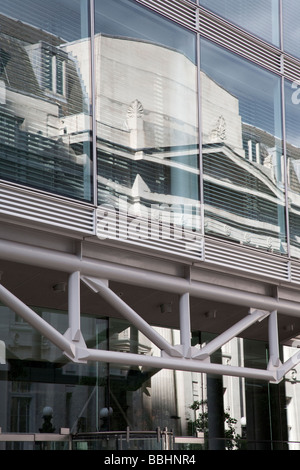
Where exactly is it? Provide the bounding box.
[0,0,92,201]
[201,39,286,253]
[283,0,300,59]
[94,0,200,247]
[0,304,203,441]
[199,0,280,47]
[284,79,300,258]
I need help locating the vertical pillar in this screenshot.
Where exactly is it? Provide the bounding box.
[268,311,280,369]
[244,339,271,450]
[68,271,81,341]
[202,331,225,450]
[207,374,225,450]
[179,293,191,357]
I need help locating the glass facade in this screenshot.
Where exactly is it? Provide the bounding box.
[2,0,300,451]
[2,0,300,256]
[94,0,200,240]
[283,0,300,58]
[0,304,204,448]
[285,78,300,258]
[0,0,92,201]
[201,39,286,253]
[0,302,298,450]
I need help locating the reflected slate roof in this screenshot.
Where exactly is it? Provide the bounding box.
[0,35,43,97]
[0,14,84,115]
[0,13,64,46]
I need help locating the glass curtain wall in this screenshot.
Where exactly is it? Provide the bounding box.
[0,305,107,443]
[0,304,205,448]
[282,3,300,259]
[284,79,300,258]
[94,0,200,246]
[0,301,296,450]
[200,39,287,253]
[0,0,93,201]
[282,0,300,59]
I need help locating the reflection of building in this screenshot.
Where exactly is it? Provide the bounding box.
[3,0,300,452]
[0,14,91,201]
[201,72,286,253]
[91,34,199,227]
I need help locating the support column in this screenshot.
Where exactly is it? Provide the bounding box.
[68,271,81,342]
[268,311,281,369]
[179,293,191,357]
[207,374,225,450]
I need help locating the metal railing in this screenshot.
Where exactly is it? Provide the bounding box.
[72,427,173,451]
[1,428,299,450]
[0,427,205,451]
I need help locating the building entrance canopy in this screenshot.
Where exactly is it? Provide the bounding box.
[0,238,300,384]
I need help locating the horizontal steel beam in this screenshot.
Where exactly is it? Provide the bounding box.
[0,239,300,317]
[0,277,279,381]
[77,346,277,382]
[0,269,296,383]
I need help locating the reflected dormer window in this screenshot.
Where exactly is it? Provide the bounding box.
[26,41,67,98]
[43,45,65,96]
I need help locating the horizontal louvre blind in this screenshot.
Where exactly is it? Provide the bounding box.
[205,238,289,281]
[284,56,300,83]
[135,0,197,30]
[0,184,95,234]
[291,262,300,284]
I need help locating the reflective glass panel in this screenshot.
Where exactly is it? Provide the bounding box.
[0,0,92,201]
[201,39,286,253]
[94,0,200,250]
[284,79,300,258]
[283,0,300,59]
[199,0,280,47]
[1,303,300,449]
[0,305,203,443]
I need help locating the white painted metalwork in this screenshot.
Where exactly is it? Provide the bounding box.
[1,236,300,382]
[179,292,192,357]
[0,282,76,360]
[0,238,300,317]
[191,308,270,361]
[68,271,81,342]
[81,276,183,358]
[268,310,281,370]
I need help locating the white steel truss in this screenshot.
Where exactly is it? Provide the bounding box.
[1,240,300,383]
